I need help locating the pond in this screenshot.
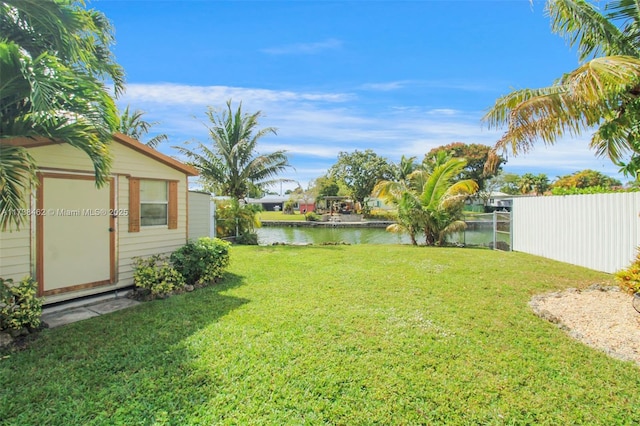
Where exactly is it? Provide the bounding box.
[256,225,510,248]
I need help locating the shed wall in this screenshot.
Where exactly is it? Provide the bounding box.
[0,140,191,301]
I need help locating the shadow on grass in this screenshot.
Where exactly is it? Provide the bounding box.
[0,272,249,425]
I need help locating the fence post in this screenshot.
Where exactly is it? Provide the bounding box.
[493,210,497,250]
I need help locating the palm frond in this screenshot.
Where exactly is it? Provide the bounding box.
[547,0,635,60]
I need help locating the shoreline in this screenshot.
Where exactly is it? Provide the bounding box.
[260,220,394,228]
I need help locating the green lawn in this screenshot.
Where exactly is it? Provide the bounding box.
[2,245,639,424]
[259,211,307,221]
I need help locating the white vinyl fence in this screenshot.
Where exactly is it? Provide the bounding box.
[188,191,215,240]
[512,192,640,274]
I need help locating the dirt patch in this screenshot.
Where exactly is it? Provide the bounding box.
[530,285,640,365]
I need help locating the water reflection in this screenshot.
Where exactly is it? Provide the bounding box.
[256,226,509,247]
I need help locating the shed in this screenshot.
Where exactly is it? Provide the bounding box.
[0,133,198,304]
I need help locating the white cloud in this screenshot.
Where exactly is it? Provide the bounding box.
[360,81,409,91]
[117,82,630,190]
[261,38,343,55]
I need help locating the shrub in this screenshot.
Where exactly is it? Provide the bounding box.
[132,255,185,297]
[283,200,295,214]
[236,232,259,245]
[615,249,640,294]
[305,211,320,221]
[0,277,43,331]
[365,209,397,221]
[170,237,231,285]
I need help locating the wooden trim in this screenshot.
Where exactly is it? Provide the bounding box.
[3,134,198,176]
[35,173,117,297]
[43,279,112,297]
[112,133,198,176]
[185,179,189,240]
[35,173,44,296]
[168,181,178,229]
[109,177,116,283]
[128,178,140,232]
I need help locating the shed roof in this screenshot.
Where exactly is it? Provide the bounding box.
[4,132,198,176]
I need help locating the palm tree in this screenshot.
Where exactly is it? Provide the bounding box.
[118,106,168,149]
[0,0,123,230]
[175,100,292,199]
[484,0,640,178]
[374,157,478,246]
[418,157,478,245]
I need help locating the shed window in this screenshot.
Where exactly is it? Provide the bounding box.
[140,180,168,226]
[128,178,178,232]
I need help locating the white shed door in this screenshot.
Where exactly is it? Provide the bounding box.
[40,175,112,295]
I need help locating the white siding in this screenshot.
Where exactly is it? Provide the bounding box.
[2,140,192,300]
[0,227,31,281]
[512,193,640,273]
[188,191,212,240]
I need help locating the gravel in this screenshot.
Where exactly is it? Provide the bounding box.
[530,285,640,366]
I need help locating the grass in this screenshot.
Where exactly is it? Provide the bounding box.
[2,245,640,424]
[259,211,307,221]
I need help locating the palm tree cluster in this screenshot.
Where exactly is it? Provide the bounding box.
[0,0,123,230]
[374,153,478,246]
[485,0,640,179]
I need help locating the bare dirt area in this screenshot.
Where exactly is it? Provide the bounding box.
[530,285,640,366]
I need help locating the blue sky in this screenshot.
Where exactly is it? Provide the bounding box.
[94,0,626,193]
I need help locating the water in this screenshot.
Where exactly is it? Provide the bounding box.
[256,226,510,247]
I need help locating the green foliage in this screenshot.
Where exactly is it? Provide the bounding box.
[311,176,341,201]
[132,255,185,297]
[170,238,231,285]
[0,276,42,331]
[328,149,394,209]
[174,100,292,199]
[118,106,168,148]
[215,199,261,238]
[364,209,397,221]
[425,143,505,191]
[236,232,259,245]
[374,156,478,246]
[0,0,123,231]
[305,211,321,221]
[615,249,640,294]
[484,1,640,179]
[553,169,622,189]
[550,185,628,195]
[283,200,295,214]
[519,173,550,195]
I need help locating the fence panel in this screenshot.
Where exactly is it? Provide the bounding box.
[512,193,640,273]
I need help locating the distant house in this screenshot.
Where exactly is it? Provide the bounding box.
[0,133,198,304]
[484,192,516,212]
[246,195,290,212]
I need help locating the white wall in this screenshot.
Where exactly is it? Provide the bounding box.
[188,191,213,240]
[512,193,640,273]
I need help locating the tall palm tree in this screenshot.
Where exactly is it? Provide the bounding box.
[175,100,292,199]
[484,0,640,178]
[118,106,169,149]
[0,0,123,230]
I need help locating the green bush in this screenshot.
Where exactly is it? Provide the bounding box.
[132,255,185,297]
[0,277,43,331]
[615,249,640,294]
[305,211,320,221]
[364,209,397,221]
[170,237,231,285]
[236,232,259,245]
